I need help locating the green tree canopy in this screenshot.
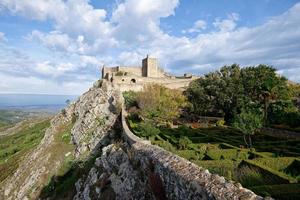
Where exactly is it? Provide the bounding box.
[186,64,293,124]
[233,110,263,148]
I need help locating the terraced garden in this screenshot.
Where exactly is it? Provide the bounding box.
[128,118,300,200]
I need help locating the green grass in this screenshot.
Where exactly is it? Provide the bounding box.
[0,119,50,182]
[0,121,6,128]
[0,119,50,164]
[39,149,102,199]
[0,109,37,124]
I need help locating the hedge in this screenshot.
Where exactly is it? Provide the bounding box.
[206,149,249,160]
[254,157,296,171]
[250,184,300,200]
[239,160,298,184]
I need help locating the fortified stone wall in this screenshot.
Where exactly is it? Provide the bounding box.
[110,76,197,91]
[121,109,268,200]
[117,66,142,76]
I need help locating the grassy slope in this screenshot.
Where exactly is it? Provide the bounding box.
[0,118,77,199]
[0,119,51,183]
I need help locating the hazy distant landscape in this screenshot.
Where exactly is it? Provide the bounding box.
[0,94,77,111]
[0,94,77,126]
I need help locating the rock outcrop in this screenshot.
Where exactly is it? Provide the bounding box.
[0,80,122,200]
[70,80,122,156]
[74,143,155,200]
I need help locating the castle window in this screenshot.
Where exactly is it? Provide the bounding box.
[122,79,125,82]
[131,79,136,83]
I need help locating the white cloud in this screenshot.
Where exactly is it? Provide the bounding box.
[0,73,91,95]
[29,30,76,53]
[0,32,7,42]
[1,0,112,41]
[1,0,300,96]
[0,0,65,20]
[183,20,207,33]
[35,61,77,77]
[80,55,102,67]
[111,0,179,44]
[213,13,239,32]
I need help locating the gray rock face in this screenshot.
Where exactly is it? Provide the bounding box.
[70,80,122,157]
[74,144,155,200]
[0,80,122,200]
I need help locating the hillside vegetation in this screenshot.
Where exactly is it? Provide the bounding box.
[0,119,50,183]
[124,65,300,199]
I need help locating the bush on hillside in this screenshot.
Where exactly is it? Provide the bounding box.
[136,84,187,124]
[123,91,138,109]
[178,136,192,150]
[136,121,160,138]
[233,110,263,148]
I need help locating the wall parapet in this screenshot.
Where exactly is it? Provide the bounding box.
[121,108,151,145]
[121,109,269,200]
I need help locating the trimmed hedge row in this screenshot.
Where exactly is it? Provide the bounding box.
[206,149,249,160]
[195,160,236,179]
[254,157,296,171]
[250,184,300,200]
[239,160,298,184]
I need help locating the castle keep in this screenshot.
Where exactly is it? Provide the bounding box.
[102,55,198,91]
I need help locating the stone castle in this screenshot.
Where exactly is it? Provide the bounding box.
[102,55,198,91]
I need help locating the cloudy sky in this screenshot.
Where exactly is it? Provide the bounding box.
[0,0,300,95]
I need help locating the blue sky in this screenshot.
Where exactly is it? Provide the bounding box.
[0,0,300,95]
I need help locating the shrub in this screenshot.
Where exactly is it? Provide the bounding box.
[176,150,199,160]
[96,116,106,126]
[206,149,248,160]
[284,159,300,177]
[136,84,187,124]
[216,119,225,127]
[284,112,300,127]
[178,136,192,150]
[123,91,138,109]
[71,113,77,124]
[238,160,297,185]
[250,184,300,200]
[233,110,263,148]
[61,109,66,116]
[155,140,176,153]
[236,166,265,187]
[115,71,125,76]
[136,121,160,138]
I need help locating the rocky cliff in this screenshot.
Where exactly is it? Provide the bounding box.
[0,80,121,200]
[0,80,267,200]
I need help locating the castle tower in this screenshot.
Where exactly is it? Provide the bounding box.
[142,55,158,77]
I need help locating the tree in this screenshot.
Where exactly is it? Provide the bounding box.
[65,99,71,105]
[136,84,187,124]
[186,64,244,123]
[233,111,263,148]
[186,64,291,124]
[241,65,290,124]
